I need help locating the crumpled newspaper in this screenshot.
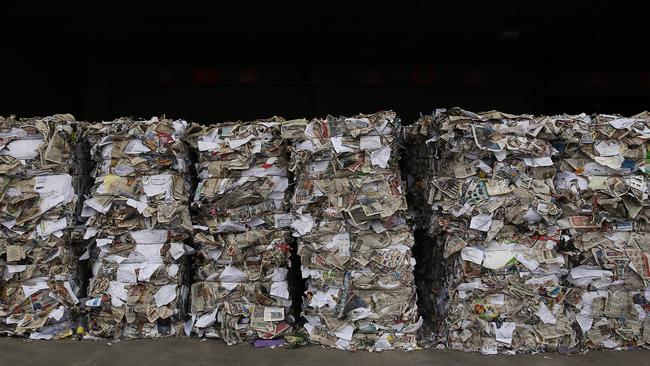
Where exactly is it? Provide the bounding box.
[411,108,650,353]
[186,118,294,344]
[81,117,193,338]
[0,114,82,339]
[285,111,421,351]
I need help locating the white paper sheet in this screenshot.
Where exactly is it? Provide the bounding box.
[460,246,484,265]
[169,243,186,260]
[332,233,351,257]
[370,146,391,168]
[309,288,339,308]
[523,157,554,167]
[359,135,382,151]
[594,140,620,156]
[228,135,253,149]
[219,265,247,283]
[126,198,149,214]
[493,322,516,345]
[137,263,161,282]
[194,309,218,328]
[270,281,290,299]
[85,298,102,307]
[330,137,354,153]
[124,139,151,154]
[83,197,113,214]
[133,244,163,263]
[83,227,98,240]
[270,267,288,282]
[469,213,493,232]
[48,306,65,321]
[334,324,355,341]
[575,313,593,333]
[36,217,67,238]
[290,214,314,236]
[35,174,74,213]
[516,253,539,271]
[487,294,505,305]
[534,301,557,324]
[22,282,49,297]
[117,263,138,283]
[131,230,168,244]
[609,118,639,129]
[108,281,128,307]
[142,174,173,197]
[482,249,515,269]
[3,138,43,159]
[263,306,285,322]
[154,284,177,307]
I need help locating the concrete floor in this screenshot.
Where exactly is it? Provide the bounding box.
[0,338,648,366]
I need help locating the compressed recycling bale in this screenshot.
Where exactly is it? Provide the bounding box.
[557,112,650,349]
[410,108,650,353]
[81,117,194,338]
[0,114,83,338]
[186,118,294,344]
[285,111,421,351]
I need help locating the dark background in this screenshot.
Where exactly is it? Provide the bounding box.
[2,2,650,124]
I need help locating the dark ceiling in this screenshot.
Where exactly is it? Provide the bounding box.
[2,2,649,123]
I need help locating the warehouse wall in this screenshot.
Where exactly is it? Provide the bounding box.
[1,3,649,121]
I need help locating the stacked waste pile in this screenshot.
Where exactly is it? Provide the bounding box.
[284,111,421,351]
[81,117,194,338]
[556,112,650,349]
[420,108,579,354]
[186,118,293,344]
[0,114,82,338]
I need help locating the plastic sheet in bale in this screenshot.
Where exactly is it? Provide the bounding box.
[285,111,421,351]
[81,117,194,339]
[186,118,294,344]
[0,114,82,339]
